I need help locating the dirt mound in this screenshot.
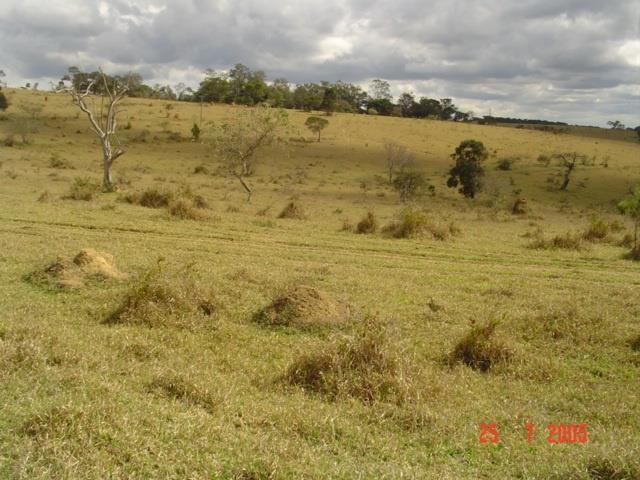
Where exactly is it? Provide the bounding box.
[254,285,351,328]
[28,249,126,289]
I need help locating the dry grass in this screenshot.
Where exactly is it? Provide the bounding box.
[64,177,99,201]
[449,320,513,372]
[277,200,306,219]
[106,262,217,329]
[148,373,219,413]
[284,316,413,404]
[528,231,586,250]
[253,284,351,329]
[168,198,205,220]
[383,208,459,240]
[123,187,173,208]
[356,211,378,234]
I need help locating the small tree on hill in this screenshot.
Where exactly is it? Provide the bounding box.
[384,141,414,183]
[552,152,587,191]
[618,186,640,257]
[58,69,129,191]
[393,171,427,203]
[305,116,328,142]
[211,106,289,202]
[447,140,488,198]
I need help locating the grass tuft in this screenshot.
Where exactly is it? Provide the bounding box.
[450,320,513,372]
[356,211,378,234]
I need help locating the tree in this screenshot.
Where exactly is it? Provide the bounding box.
[305,116,329,142]
[0,90,8,111]
[369,79,392,101]
[447,140,489,198]
[58,69,129,191]
[384,141,413,183]
[0,69,6,88]
[392,171,427,203]
[634,126,640,142]
[618,185,640,256]
[607,120,625,130]
[398,92,416,117]
[210,106,288,202]
[552,152,586,191]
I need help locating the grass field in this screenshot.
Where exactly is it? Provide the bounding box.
[1,88,639,479]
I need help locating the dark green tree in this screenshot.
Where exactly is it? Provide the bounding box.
[305,116,329,142]
[447,140,489,198]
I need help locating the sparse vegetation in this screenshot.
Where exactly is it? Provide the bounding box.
[277,200,306,219]
[65,177,100,201]
[383,208,459,240]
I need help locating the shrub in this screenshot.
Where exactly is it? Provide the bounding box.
[392,171,427,203]
[49,153,73,169]
[536,154,551,167]
[356,212,377,234]
[124,188,173,208]
[3,135,15,147]
[65,177,99,201]
[582,217,609,242]
[447,139,488,198]
[168,199,204,220]
[383,208,458,240]
[106,262,217,329]
[450,321,512,372]
[340,219,354,232]
[512,198,527,215]
[193,164,209,174]
[528,232,585,251]
[0,91,8,111]
[283,316,413,403]
[191,123,201,141]
[496,157,516,171]
[278,200,306,219]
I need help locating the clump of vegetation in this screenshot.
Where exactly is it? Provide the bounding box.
[384,141,414,183]
[447,139,488,198]
[586,457,639,480]
[64,177,100,201]
[630,334,640,352]
[49,153,73,169]
[278,200,306,219]
[0,90,8,111]
[168,198,205,220]
[193,164,209,174]
[617,186,640,259]
[383,208,459,240]
[537,154,551,167]
[582,217,610,242]
[283,316,413,403]
[512,197,528,215]
[191,122,201,142]
[253,285,351,329]
[106,262,217,329]
[148,373,218,413]
[340,219,354,232]
[26,249,126,289]
[392,171,428,203]
[528,231,586,251]
[449,320,513,372]
[496,157,516,171]
[123,188,173,208]
[356,211,378,234]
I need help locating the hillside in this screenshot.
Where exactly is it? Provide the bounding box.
[0,89,639,479]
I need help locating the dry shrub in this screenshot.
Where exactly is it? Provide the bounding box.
[278,200,306,219]
[512,198,527,215]
[283,316,413,403]
[193,164,209,174]
[528,232,586,251]
[624,248,640,261]
[106,262,217,329]
[37,191,51,203]
[340,219,354,232]
[49,153,73,169]
[629,334,640,352]
[450,321,513,372]
[586,457,639,480]
[254,285,351,329]
[65,177,99,201]
[27,249,126,289]
[383,208,459,240]
[356,211,377,234]
[148,373,219,412]
[582,217,610,242]
[123,188,173,208]
[169,198,205,220]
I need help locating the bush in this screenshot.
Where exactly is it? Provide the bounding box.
[356,212,378,234]
[450,321,512,372]
[528,232,585,251]
[283,316,413,403]
[3,135,15,147]
[512,198,527,215]
[582,217,609,242]
[496,157,516,171]
[536,154,551,167]
[106,262,217,329]
[65,177,99,201]
[193,164,209,174]
[383,209,459,240]
[278,200,306,219]
[168,199,204,220]
[447,139,488,198]
[0,91,8,111]
[49,153,73,169]
[392,171,427,203]
[123,188,173,208]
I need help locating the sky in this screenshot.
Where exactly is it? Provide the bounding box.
[0,0,639,127]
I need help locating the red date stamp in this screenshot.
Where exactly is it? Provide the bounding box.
[479,423,589,444]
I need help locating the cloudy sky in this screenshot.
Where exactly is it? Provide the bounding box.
[1,0,639,126]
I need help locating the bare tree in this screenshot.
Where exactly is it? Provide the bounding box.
[553,152,587,191]
[384,141,414,183]
[210,106,289,202]
[58,70,128,191]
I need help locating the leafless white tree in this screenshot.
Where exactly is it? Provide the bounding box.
[384,141,414,183]
[59,70,128,191]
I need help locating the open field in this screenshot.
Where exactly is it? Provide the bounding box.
[1,89,639,479]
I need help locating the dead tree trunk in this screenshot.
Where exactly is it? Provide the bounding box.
[62,72,127,191]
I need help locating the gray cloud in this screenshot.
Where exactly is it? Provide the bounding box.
[0,0,638,126]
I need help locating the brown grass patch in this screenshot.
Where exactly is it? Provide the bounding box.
[450,321,513,372]
[283,316,413,403]
[27,249,126,289]
[383,208,459,240]
[278,200,306,219]
[106,262,217,329]
[148,373,219,412]
[528,232,586,251]
[253,285,351,329]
